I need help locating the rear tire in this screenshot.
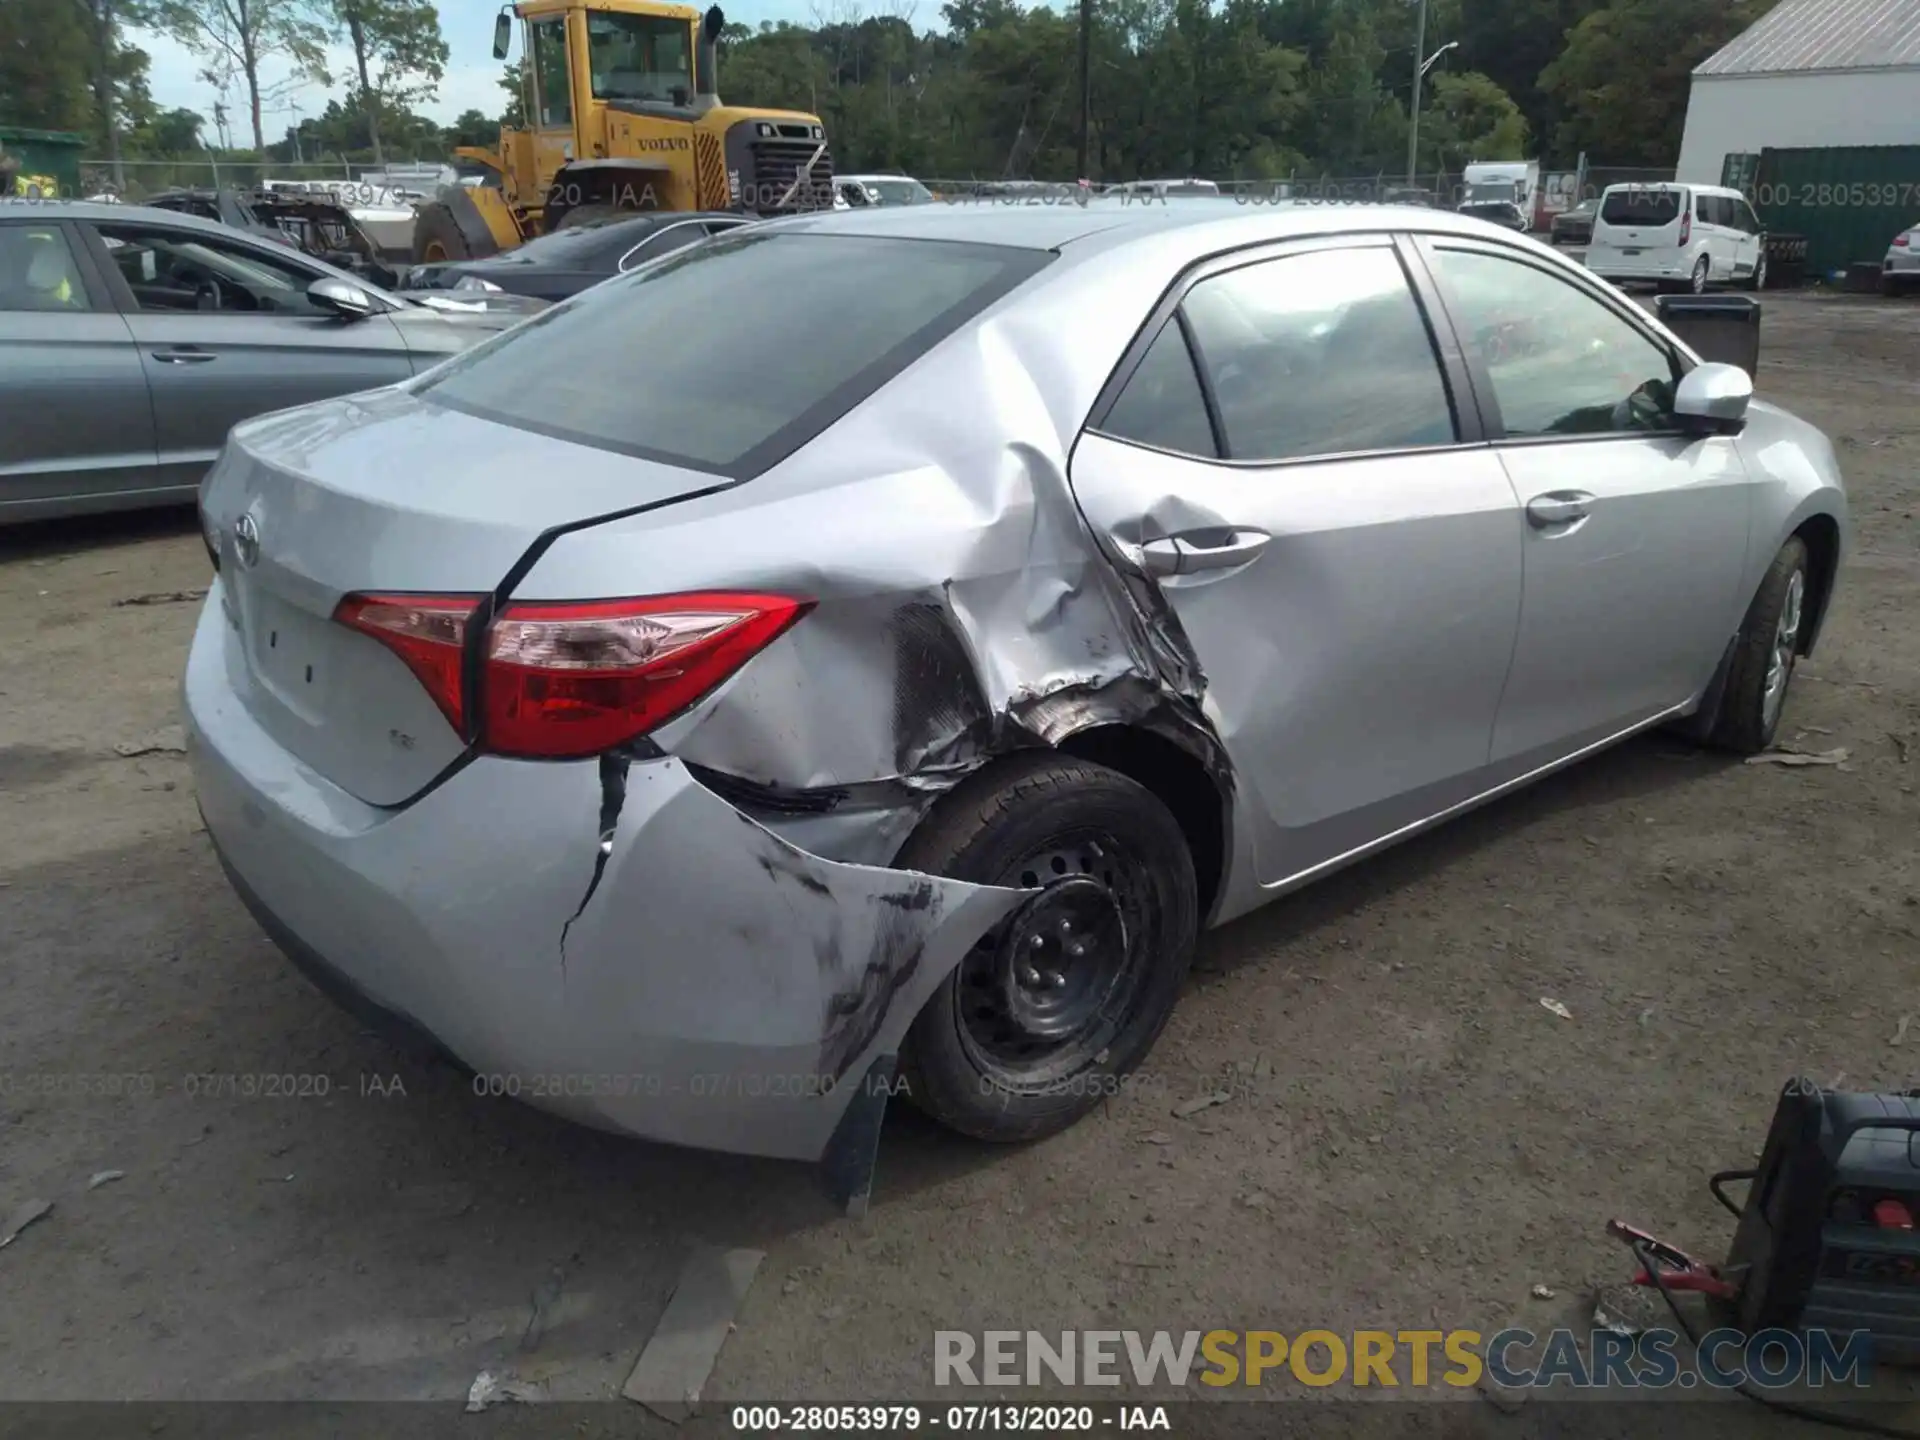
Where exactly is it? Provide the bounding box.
[897,753,1198,1143]
[1708,537,1809,754]
[410,200,471,265]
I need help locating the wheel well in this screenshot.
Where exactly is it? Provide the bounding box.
[1794,513,1841,656]
[1055,726,1226,926]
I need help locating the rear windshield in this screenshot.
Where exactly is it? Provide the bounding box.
[1600,188,1687,227]
[421,231,1049,477]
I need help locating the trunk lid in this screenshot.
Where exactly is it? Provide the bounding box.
[201,386,733,805]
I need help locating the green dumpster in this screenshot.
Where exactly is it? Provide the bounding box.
[0,126,86,197]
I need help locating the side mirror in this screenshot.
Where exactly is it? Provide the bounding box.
[1672,361,1752,435]
[308,275,376,321]
[492,11,512,60]
[702,4,725,41]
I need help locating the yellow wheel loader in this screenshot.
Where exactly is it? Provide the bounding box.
[416,0,834,264]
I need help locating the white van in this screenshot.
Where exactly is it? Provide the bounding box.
[1584,182,1767,293]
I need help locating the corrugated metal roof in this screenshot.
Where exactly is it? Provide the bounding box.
[1695,0,1920,75]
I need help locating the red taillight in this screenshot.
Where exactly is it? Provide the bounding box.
[335,593,482,733]
[1896,233,1911,247]
[1679,210,1691,245]
[483,593,809,758]
[336,590,810,759]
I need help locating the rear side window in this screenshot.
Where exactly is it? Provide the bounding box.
[1100,320,1218,458]
[423,232,1049,477]
[1179,246,1457,463]
[1600,188,1686,228]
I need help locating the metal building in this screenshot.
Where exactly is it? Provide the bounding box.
[1676,0,1920,184]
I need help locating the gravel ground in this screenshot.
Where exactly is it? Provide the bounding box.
[1,289,1916,1430]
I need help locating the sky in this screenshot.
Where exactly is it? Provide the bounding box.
[129,0,840,145]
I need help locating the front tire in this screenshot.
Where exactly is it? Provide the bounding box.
[410,201,472,265]
[1689,254,1711,294]
[897,753,1198,1143]
[1709,537,1809,754]
[1744,250,1768,292]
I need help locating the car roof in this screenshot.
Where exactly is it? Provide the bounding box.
[1,197,260,234]
[761,195,1550,256]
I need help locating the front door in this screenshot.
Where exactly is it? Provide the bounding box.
[83,219,415,488]
[1416,238,1752,767]
[1068,236,1524,892]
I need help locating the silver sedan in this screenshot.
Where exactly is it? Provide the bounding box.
[0,200,527,524]
[186,200,1848,1200]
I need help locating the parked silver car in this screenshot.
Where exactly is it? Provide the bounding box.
[0,200,525,524]
[187,200,1848,1197]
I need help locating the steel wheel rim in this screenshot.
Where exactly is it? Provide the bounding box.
[1692,258,1709,293]
[1756,253,1767,289]
[955,831,1152,1088]
[423,240,450,262]
[1763,568,1805,730]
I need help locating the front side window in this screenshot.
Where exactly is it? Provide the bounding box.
[586,12,690,103]
[530,17,573,127]
[0,223,90,311]
[424,231,1050,477]
[95,224,325,315]
[1429,246,1678,438]
[1178,246,1457,463]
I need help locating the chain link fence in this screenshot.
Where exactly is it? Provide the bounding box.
[77,158,458,203]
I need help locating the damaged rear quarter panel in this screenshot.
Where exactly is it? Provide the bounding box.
[506,234,1242,879]
[554,759,1031,1161]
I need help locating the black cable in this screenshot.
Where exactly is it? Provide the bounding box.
[1711,1168,1758,1219]
[1631,1238,1920,1437]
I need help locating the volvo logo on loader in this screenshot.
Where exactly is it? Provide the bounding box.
[637,138,690,152]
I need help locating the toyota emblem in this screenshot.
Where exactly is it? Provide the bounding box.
[233,513,261,569]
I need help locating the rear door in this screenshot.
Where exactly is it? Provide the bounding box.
[1068,235,1525,890]
[1594,186,1685,271]
[1415,237,1751,766]
[79,217,414,489]
[0,217,158,515]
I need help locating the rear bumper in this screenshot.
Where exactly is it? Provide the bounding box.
[1585,252,1691,281]
[183,584,1028,1162]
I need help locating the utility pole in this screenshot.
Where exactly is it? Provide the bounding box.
[1405,0,1426,189]
[1077,0,1092,182]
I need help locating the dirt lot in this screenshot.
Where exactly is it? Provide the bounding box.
[2,290,1917,1429]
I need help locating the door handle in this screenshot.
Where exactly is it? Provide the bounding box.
[1525,492,1593,528]
[152,348,215,364]
[1138,528,1271,576]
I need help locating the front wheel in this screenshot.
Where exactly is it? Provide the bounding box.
[1689,254,1711,294]
[897,753,1198,1142]
[1709,537,1810,754]
[1743,250,1768,292]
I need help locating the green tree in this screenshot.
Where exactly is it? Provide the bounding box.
[331,0,448,165]
[444,108,497,149]
[0,0,97,133]
[1419,69,1528,172]
[498,57,526,127]
[153,0,332,151]
[127,104,205,154]
[1541,0,1762,167]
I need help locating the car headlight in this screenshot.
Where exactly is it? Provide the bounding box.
[453,275,503,293]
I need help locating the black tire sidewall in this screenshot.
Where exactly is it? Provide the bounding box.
[896,755,1198,1142]
[409,203,471,266]
[1711,537,1810,754]
[1692,255,1710,293]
